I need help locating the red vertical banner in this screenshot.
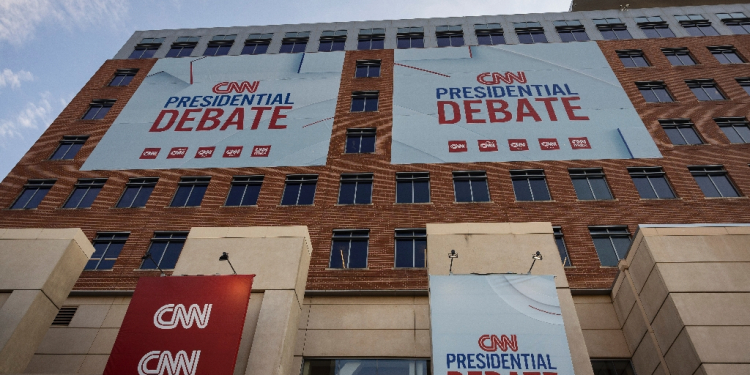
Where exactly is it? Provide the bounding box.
[104,275,254,375]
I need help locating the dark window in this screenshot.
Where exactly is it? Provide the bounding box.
[338,173,373,205]
[82,99,115,120]
[117,177,158,208]
[594,18,632,40]
[717,12,750,34]
[635,17,675,38]
[659,119,703,145]
[475,23,505,45]
[50,135,88,160]
[358,28,385,50]
[709,46,745,64]
[636,82,673,103]
[395,229,427,268]
[242,33,273,55]
[662,48,696,66]
[554,20,589,42]
[436,25,464,47]
[355,60,381,78]
[345,128,376,153]
[453,171,490,202]
[675,14,720,36]
[396,172,430,204]
[86,232,129,270]
[715,117,750,143]
[351,91,378,112]
[140,232,188,270]
[318,30,347,52]
[225,176,263,206]
[128,37,164,59]
[590,226,632,267]
[514,22,547,44]
[203,34,236,56]
[281,175,317,205]
[109,69,138,86]
[166,36,200,58]
[303,359,429,375]
[591,360,636,375]
[617,50,649,67]
[511,170,551,201]
[686,79,725,100]
[170,177,210,207]
[279,31,309,53]
[11,179,55,209]
[52,307,78,326]
[397,27,425,49]
[553,227,572,267]
[63,178,106,209]
[569,168,613,200]
[329,230,369,269]
[628,167,676,199]
[689,166,740,197]
[736,77,750,95]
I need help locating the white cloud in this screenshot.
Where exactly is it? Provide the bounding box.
[0,92,55,142]
[0,69,33,89]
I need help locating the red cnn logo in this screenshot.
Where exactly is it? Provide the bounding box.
[569,137,592,149]
[508,139,529,151]
[478,140,498,152]
[539,138,560,150]
[478,334,519,352]
[140,148,160,159]
[223,146,243,158]
[212,81,259,94]
[476,72,527,85]
[195,147,215,158]
[448,140,468,152]
[251,145,271,157]
[167,147,188,159]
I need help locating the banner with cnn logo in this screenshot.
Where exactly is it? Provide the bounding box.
[429,275,575,375]
[104,275,254,375]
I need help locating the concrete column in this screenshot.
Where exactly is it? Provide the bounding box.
[245,290,301,375]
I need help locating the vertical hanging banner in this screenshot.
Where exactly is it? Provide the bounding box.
[429,274,574,375]
[104,275,254,375]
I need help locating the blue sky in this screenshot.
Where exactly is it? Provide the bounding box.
[0,0,568,181]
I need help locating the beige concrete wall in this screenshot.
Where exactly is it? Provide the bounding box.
[573,295,630,359]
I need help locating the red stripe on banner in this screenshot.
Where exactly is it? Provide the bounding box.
[394,63,450,77]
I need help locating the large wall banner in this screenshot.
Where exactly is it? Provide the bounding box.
[82,52,343,170]
[430,274,574,375]
[392,43,662,163]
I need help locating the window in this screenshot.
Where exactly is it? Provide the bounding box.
[355,60,381,78]
[303,359,429,375]
[117,177,158,208]
[554,20,589,42]
[128,37,164,59]
[63,178,106,209]
[396,172,430,204]
[675,14,720,36]
[50,135,88,160]
[514,22,547,44]
[553,227,572,267]
[617,50,649,67]
[52,307,78,326]
[279,31,310,53]
[281,175,317,205]
[709,46,745,64]
[82,99,115,120]
[109,69,138,86]
[319,30,347,52]
[140,232,188,270]
[736,77,750,95]
[85,232,128,270]
[689,166,740,197]
[225,175,263,206]
[171,176,210,207]
[593,18,632,40]
[715,117,750,143]
[590,226,631,267]
[345,128,376,153]
[662,48,696,66]
[166,36,200,58]
[686,79,725,101]
[242,33,273,55]
[11,179,55,209]
[203,34,236,56]
[395,229,426,268]
[628,167,676,199]
[436,25,464,47]
[397,27,425,49]
[338,173,373,205]
[358,28,385,50]
[475,23,505,45]
[591,360,636,375]
[717,12,750,34]
[329,230,369,269]
[659,119,703,145]
[636,82,673,103]
[511,170,551,201]
[635,16,675,38]
[569,168,613,200]
[453,171,490,202]
[350,91,378,112]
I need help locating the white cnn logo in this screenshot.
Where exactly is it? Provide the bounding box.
[138,350,201,375]
[154,304,212,329]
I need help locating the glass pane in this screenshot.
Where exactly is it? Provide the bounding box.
[132,186,153,207]
[555,238,571,266]
[84,259,99,270]
[620,57,636,68]
[414,240,426,267]
[612,237,632,259]
[633,56,648,66]
[600,30,616,40]
[700,25,719,36]
[120,75,135,85]
[695,175,719,197]
[51,144,71,160]
[396,181,413,203]
[64,143,83,159]
[572,178,594,200]
[642,28,660,38]
[664,127,686,145]
[658,28,675,38]
[91,243,108,258]
[397,38,411,49]
[666,55,682,65]
[355,66,367,78]
[728,24,747,34]
[166,48,180,57]
[590,178,613,199]
[691,87,710,101]
[436,36,451,47]
[713,175,739,197]
[128,49,143,59]
[141,49,157,58]
[413,181,430,203]
[64,188,87,208]
[593,238,619,266]
[345,135,361,153]
[632,177,657,198]
[77,187,101,208]
[360,135,375,153]
[338,182,356,204]
[559,32,575,42]
[281,183,300,205]
[734,125,750,142]
[255,44,268,54]
[225,185,245,206]
[685,26,703,37]
[95,107,110,119]
[615,29,632,39]
[25,188,49,209]
[98,259,116,270]
[348,240,368,268]
[640,89,658,102]
[329,240,348,268]
[351,97,365,112]
[654,88,672,102]
[364,98,378,112]
[395,239,414,267]
[370,66,380,77]
[160,242,184,269]
[721,127,744,143]
[651,176,675,198]
[203,46,217,56]
[279,43,293,53]
[185,185,207,206]
[331,41,345,51]
[371,39,384,49]
[104,243,124,258]
[532,33,548,43]
[728,53,743,63]
[357,40,370,50]
[318,41,331,52]
[518,33,533,44]
[477,35,492,45]
[241,185,261,205]
[82,107,99,120]
[471,179,490,202]
[298,183,316,204]
[142,242,167,269]
[714,53,730,64]
[411,38,424,48]
[117,187,138,208]
[679,54,695,65]
[454,180,472,202]
[681,128,702,144]
[513,179,533,201]
[529,179,551,200]
[171,185,192,207]
[451,36,464,46]
[217,45,230,55]
[355,182,372,204]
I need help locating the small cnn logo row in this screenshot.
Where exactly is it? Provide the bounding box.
[448,137,591,153]
[140,145,271,160]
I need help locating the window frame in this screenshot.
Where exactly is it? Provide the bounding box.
[636,17,676,38]
[109,69,138,86]
[708,45,745,64]
[337,173,374,205]
[128,38,164,59]
[715,117,750,143]
[242,33,273,55]
[662,47,697,66]
[475,23,505,45]
[514,22,548,44]
[685,79,726,101]
[688,165,740,198]
[396,172,431,204]
[170,176,211,207]
[397,27,425,49]
[63,178,107,209]
[589,226,632,267]
[140,232,189,270]
[345,128,376,153]
[357,28,385,50]
[659,119,703,145]
[394,228,427,268]
[328,229,370,269]
[627,167,677,199]
[553,226,572,267]
[553,20,589,42]
[50,135,88,160]
[10,179,56,209]
[281,174,318,206]
[86,232,129,271]
[718,13,750,34]
[116,177,158,208]
[279,31,310,53]
[435,25,465,47]
[453,171,491,203]
[350,91,379,112]
[594,18,632,40]
[355,60,381,78]
[511,169,552,201]
[224,175,264,207]
[617,50,650,67]
[636,81,674,103]
[569,168,614,201]
[319,30,347,52]
[82,99,115,120]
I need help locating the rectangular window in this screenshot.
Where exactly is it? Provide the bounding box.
[659,119,703,145]
[109,69,138,86]
[281,175,317,205]
[554,20,589,42]
[166,36,200,58]
[329,230,369,269]
[635,17,675,38]
[358,28,385,50]
[86,232,129,270]
[686,79,725,101]
[11,179,55,209]
[82,99,115,120]
[636,81,674,103]
[338,173,373,205]
[63,178,106,209]
[709,46,745,64]
[717,12,750,34]
[436,25,465,47]
[689,165,740,197]
[553,227,572,267]
[511,170,551,201]
[396,172,430,204]
[242,33,273,55]
[591,360,636,375]
[453,171,490,202]
[203,34,236,56]
[569,168,613,200]
[593,18,632,40]
[318,30,347,52]
[170,177,210,207]
[590,226,631,267]
[395,229,427,268]
[715,117,750,143]
[345,128,376,153]
[303,359,429,375]
[514,22,547,44]
[50,135,88,160]
[397,27,425,49]
[628,167,676,199]
[736,77,750,95]
[355,60,381,78]
[617,50,649,67]
[351,91,378,112]
[475,23,505,45]
[675,14,719,36]
[662,48,696,66]
[140,232,188,270]
[225,175,263,206]
[128,37,164,59]
[117,177,158,208]
[279,31,309,53]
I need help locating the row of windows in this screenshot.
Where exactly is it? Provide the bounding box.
[618,45,746,67]
[637,78,750,103]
